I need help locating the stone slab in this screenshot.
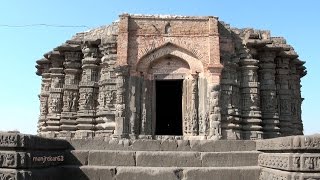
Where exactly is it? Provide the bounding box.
[136,151,202,167]
[68,138,257,152]
[0,151,64,168]
[201,151,260,167]
[62,166,261,180]
[88,151,135,166]
[256,135,320,151]
[64,150,89,165]
[0,132,69,150]
[184,166,261,180]
[259,153,320,172]
[0,167,63,180]
[260,167,320,180]
[62,165,116,180]
[116,166,181,180]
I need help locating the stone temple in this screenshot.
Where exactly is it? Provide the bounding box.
[36,14,306,140]
[2,14,319,180]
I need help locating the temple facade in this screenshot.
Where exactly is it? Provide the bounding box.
[36,14,306,140]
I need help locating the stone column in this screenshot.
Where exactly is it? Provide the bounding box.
[275,56,292,136]
[113,66,129,138]
[240,58,263,140]
[76,41,100,138]
[191,74,199,136]
[96,41,117,137]
[296,60,306,134]
[198,76,208,137]
[139,73,148,135]
[220,61,241,140]
[289,59,303,135]
[46,51,65,137]
[59,51,82,137]
[182,76,199,136]
[36,58,51,135]
[207,65,223,140]
[127,75,141,138]
[258,51,280,138]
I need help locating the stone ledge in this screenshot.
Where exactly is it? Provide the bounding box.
[0,151,64,168]
[256,135,320,151]
[259,153,320,172]
[202,151,261,167]
[0,167,63,180]
[62,165,261,180]
[136,151,202,167]
[0,132,69,150]
[260,168,320,180]
[68,138,256,152]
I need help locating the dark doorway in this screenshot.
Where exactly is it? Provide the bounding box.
[155,80,183,135]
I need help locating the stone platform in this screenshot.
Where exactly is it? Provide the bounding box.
[1,132,320,179]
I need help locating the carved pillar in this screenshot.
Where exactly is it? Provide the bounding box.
[191,74,199,136]
[96,41,117,137]
[208,84,221,140]
[139,73,148,135]
[59,51,82,137]
[275,57,292,136]
[46,51,65,137]
[36,58,51,135]
[258,51,280,138]
[127,75,141,138]
[207,65,223,140]
[198,76,208,137]
[220,61,241,140]
[290,59,303,135]
[113,66,129,138]
[296,60,306,134]
[240,58,263,140]
[76,41,100,138]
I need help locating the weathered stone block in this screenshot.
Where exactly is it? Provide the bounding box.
[0,132,69,150]
[202,151,260,167]
[0,151,64,168]
[260,167,320,180]
[64,150,88,165]
[184,167,261,180]
[256,135,320,151]
[115,167,181,180]
[88,151,135,166]
[136,151,202,167]
[132,140,161,151]
[259,153,320,172]
[62,166,116,180]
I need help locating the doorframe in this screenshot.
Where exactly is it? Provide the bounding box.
[151,73,186,136]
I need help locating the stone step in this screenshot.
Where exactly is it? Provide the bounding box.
[66,150,261,167]
[67,139,257,152]
[61,165,261,180]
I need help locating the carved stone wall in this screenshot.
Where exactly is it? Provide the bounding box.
[0,132,68,180]
[257,135,320,179]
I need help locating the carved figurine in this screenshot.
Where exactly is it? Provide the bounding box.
[71,94,77,111]
[4,154,15,167]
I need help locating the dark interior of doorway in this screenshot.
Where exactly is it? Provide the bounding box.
[155,80,183,135]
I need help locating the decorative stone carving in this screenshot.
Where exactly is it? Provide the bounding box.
[239,58,262,140]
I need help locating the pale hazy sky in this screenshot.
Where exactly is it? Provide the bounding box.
[0,0,319,135]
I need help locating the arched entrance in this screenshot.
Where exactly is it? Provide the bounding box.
[149,56,190,135]
[134,43,205,137]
